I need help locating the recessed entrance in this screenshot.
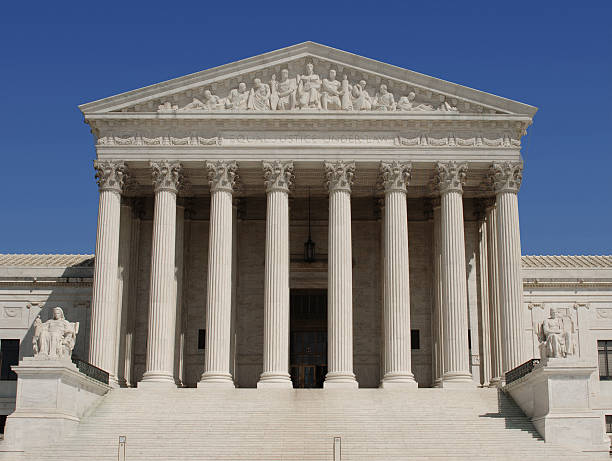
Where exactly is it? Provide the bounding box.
[290,289,327,388]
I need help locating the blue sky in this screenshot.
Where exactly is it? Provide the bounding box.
[0,1,610,255]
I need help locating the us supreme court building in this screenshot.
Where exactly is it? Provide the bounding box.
[1,43,611,460]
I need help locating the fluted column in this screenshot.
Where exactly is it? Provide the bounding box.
[89,161,128,385]
[436,161,475,388]
[324,161,358,389]
[490,162,525,377]
[199,161,238,387]
[431,197,444,387]
[476,205,492,386]
[173,204,185,386]
[141,161,182,386]
[486,199,503,387]
[115,202,133,387]
[258,161,294,389]
[380,161,417,389]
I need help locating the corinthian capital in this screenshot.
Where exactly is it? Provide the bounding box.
[435,161,468,194]
[380,161,412,193]
[94,160,129,193]
[489,161,523,194]
[263,161,294,193]
[206,160,238,193]
[150,161,183,193]
[325,160,355,193]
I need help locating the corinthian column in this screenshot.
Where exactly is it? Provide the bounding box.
[199,161,238,388]
[490,162,525,376]
[435,161,474,388]
[141,161,182,386]
[89,160,128,385]
[380,161,417,389]
[258,161,294,389]
[324,161,358,389]
[486,199,503,387]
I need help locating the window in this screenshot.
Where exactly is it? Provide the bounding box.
[0,340,19,381]
[598,341,612,380]
[606,415,612,434]
[198,330,206,350]
[411,330,420,350]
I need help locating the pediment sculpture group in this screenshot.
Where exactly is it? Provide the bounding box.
[32,307,79,361]
[159,63,459,113]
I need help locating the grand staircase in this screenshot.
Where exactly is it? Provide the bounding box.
[20,387,594,460]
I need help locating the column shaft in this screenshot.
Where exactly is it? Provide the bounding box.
[436,161,474,388]
[497,191,525,373]
[432,201,444,387]
[142,189,178,384]
[486,203,503,386]
[258,161,293,388]
[324,161,357,388]
[477,213,492,386]
[490,162,525,379]
[89,188,121,381]
[141,161,182,386]
[173,205,185,386]
[199,161,237,387]
[89,161,127,385]
[380,161,416,388]
[115,203,132,386]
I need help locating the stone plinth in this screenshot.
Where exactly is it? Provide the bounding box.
[4,358,110,450]
[505,359,609,457]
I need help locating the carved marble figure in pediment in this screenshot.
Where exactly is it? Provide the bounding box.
[372,84,396,111]
[247,78,271,111]
[321,69,342,110]
[226,82,249,110]
[351,79,372,111]
[296,63,322,109]
[274,69,297,110]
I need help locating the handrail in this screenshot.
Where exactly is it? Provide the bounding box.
[71,356,109,385]
[505,358,540,385]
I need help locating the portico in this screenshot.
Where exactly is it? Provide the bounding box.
[80,42,535,390]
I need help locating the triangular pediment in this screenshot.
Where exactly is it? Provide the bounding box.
[79,42,536,117]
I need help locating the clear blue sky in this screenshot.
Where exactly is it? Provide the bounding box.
[0,1,610,255]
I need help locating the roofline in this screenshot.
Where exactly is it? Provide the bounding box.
[78,41,538,117]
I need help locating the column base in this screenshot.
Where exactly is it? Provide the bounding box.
[489,376,502,388]
[139,371,177,389]
[198,372,235,388]
[440,372,476,389]
[381,373,418,389]
[257,372,293,389]
[324,372,358,389]
[432,378,443,388]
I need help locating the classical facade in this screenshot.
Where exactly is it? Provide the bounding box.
[0,43,611,459]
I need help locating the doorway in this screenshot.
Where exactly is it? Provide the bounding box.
[290,289,327,388]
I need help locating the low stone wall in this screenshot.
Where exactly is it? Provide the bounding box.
[2,358,110,451]
[505,358,610,457]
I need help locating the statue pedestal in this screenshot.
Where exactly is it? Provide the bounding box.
[505,358,610,458]
[3,358,110,450]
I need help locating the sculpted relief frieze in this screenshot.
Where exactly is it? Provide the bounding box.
[96,131,521,149]
[119,59,503,115]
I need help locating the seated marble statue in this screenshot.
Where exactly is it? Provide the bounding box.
[321,69,342,110]
[540,308,575,359]
[372,84,396,111]
[32,307,79,360]
[274,69,297,110]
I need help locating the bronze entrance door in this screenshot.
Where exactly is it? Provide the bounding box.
[289,290,327,388]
